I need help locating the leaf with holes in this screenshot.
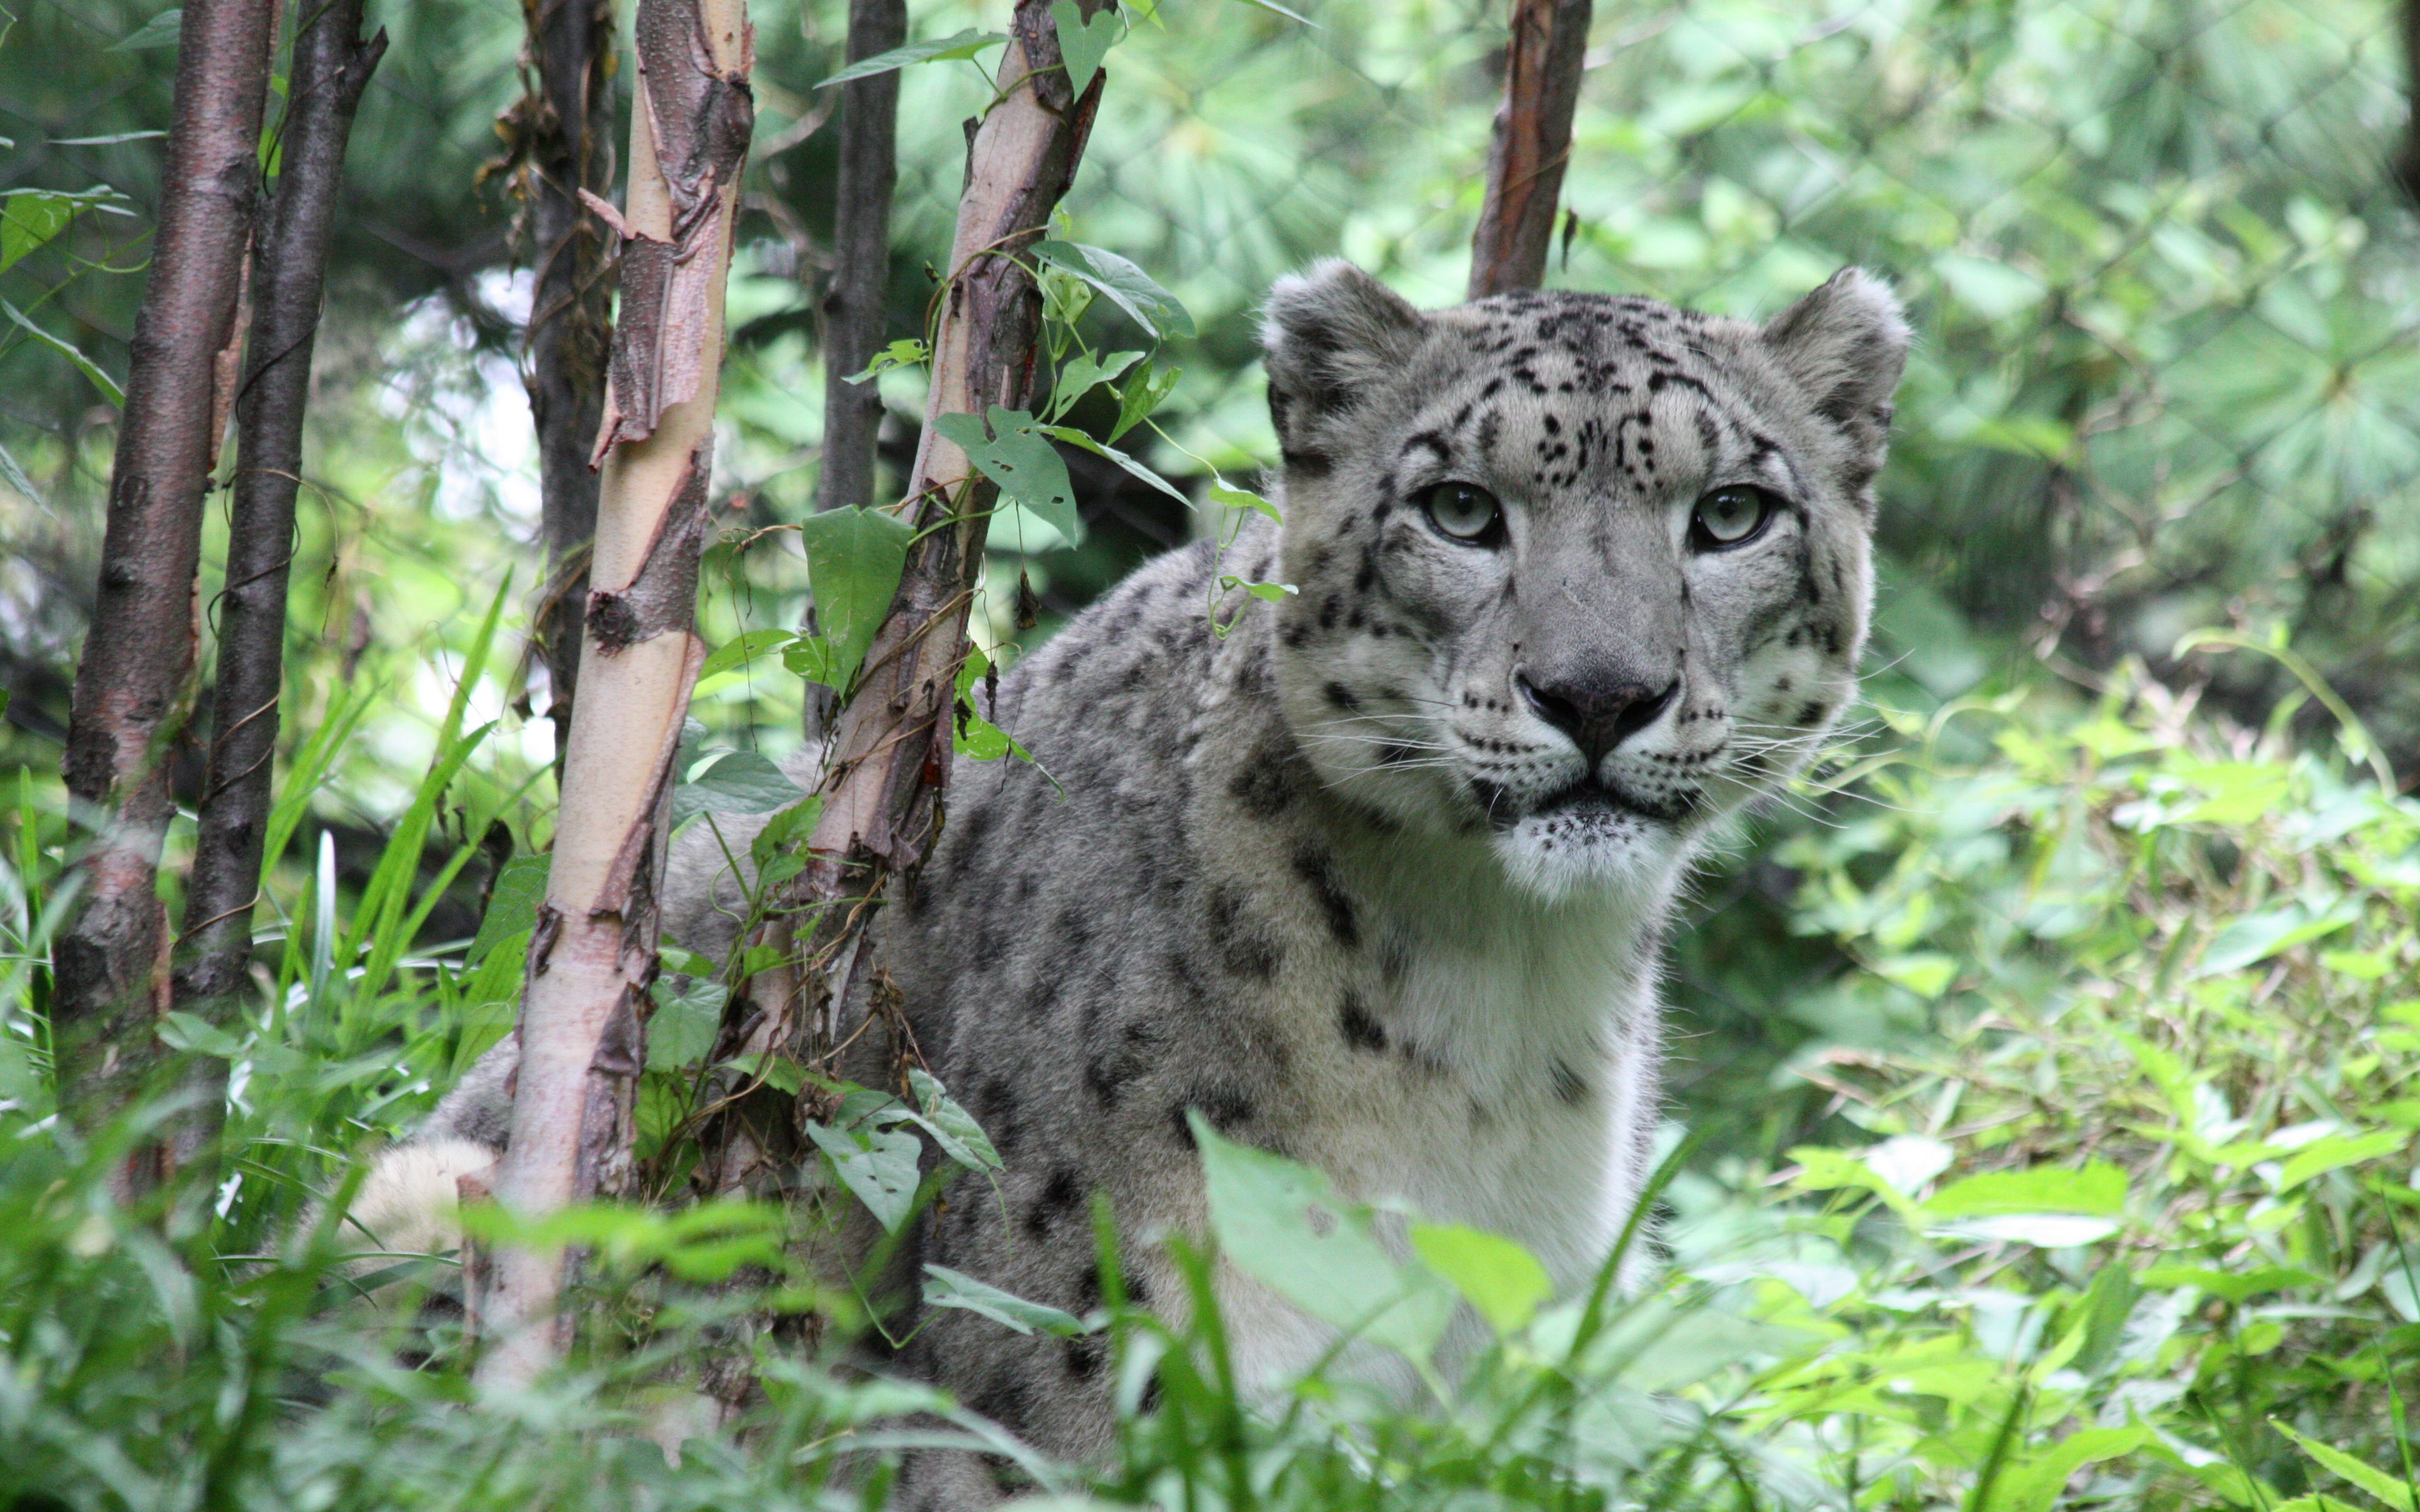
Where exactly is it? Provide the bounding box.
[1039,425,1187,506]
[933,408,1080,542]
[807,1120,923,1234]
[908,1068,1003,1171]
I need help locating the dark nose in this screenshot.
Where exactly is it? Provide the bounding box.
[1516,668,1680,762]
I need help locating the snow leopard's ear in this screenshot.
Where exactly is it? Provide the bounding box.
[1262,260,1426,469]
[1763,268,1910,478]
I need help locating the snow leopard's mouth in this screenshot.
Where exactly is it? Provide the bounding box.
[1519,777,1698,828]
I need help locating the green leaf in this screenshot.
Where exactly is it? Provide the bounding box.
[2,190,78,273]
[0,438,42,509]
[647,975,726,1071]
[2197,901,2358,978]
[1037,424,1187,505]
[816,29,1006,88]
[2,297,124,404]
[1920,1160,2128,1220]
[158,1011,243,1059]
[923,1264,1087,1336]
[2273,1129,2407,1191]
[750,795,824,872]
[1049,0,1119,96]
[1408,1222,1552,1336]
[1208,479,1279,522]
[672,750,807,827]
[109,7,181,50]
[805,1120,923,1234]
[907,1068,1004,1172]
[2273,1421,2419,1512]
[1049,348,1142,418]
[1226,0,1314,23]
[698,627,795,682]
[844,337,927,384]
[797,505,913,690]
[1110,360,1180,442]
[933,407,1081,541]
[1196,1116,1453,1358]
[1030,241,1194,340]
[1218,575,1296,604]
[468,855,548,965]
[2138,1264,2322,1302]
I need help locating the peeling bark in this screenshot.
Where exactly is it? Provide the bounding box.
[171,0,388,1141]
[735,0,1109,1128]
[475,0,753,1391]
[1468,0,1592,298]
[53,0,277,1155]
[507,0,619,764]
[815,0,906,516]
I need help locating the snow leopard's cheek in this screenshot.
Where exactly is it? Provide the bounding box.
[1687,512,1874,795]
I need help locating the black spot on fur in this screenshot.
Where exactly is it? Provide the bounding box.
[1172,1085,1257,1148]
[1795,700,1829,726]
[1025,1167,1085,1239]
[1064,1333,1106,1378]
[1291,845,1360,949]
[1323,681,1360,711]
[1208,885,1281,980]
[1338,992,1387,1051]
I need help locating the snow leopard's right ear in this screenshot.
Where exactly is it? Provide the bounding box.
[1262,260,1426,471]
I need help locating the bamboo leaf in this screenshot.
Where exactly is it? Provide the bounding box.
[815,28,1006,88]
[1,296,124,404]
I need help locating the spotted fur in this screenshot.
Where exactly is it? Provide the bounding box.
[381,264,1908,1510]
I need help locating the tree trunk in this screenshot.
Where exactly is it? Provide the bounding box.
[2398,0,2420,203]
[727,0,1109,1159]
[171,0,387,1101]
[517,0,620,764]
[54,0,276,1155]
[1468,0,1592,298]
[473,0,754,1390]
[814,0,906,516]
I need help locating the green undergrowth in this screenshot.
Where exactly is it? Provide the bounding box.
[4,661,2419,1511]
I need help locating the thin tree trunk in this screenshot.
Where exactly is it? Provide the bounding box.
[2398,0,2420,202]
[54,0,276,1152]
[1468,0,1592,298]
[171,0,386,1089]
[517,0,619,764]
[730,0,1109,1146]
[473,0,754,1390]
[815,0,906,515]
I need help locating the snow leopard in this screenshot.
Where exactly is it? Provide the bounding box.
[367,260,1908,1505]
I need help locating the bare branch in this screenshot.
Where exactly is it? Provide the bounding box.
[1468,0,1592,298]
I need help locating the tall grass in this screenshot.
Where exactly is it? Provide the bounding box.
[4,658,2417,1511]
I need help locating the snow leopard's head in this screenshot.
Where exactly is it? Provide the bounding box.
[1261,261,1908,898]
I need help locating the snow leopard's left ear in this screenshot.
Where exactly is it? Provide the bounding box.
[1262,260,1426,471]
[1763,269,1910,483]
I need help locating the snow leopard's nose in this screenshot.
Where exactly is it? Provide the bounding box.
[1515,668,1680,764]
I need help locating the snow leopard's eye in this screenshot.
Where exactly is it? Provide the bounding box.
[1690,485,1778,550]
[1417,481,1504,545]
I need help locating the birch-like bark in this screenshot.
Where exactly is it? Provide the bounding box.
[54,0,275,1150]
[814,0,906,515]
[727,0,1109,1158]
[516,0,619,762]
[1468,0,1592,298]
[473,0,755,1391]
[172,0,386,1062]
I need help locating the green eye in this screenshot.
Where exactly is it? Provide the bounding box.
[1691,486,1777,548]
[1418,482,1503,544]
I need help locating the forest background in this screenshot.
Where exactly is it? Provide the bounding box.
[5,0,2420,1508]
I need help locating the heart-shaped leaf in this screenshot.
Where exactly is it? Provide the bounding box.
[1050,0,1120,98]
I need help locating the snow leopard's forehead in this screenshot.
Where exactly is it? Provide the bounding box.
[1259,263,1908,888]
